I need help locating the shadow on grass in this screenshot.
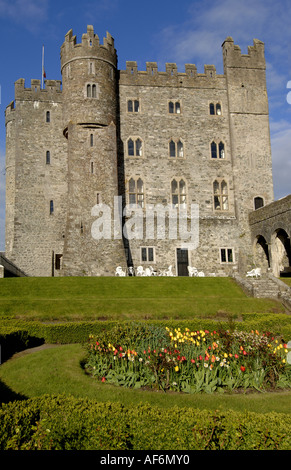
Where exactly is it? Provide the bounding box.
[0,378,27,404]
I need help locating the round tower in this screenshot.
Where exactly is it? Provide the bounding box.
[61,25,118,131]
[60,26,126,276]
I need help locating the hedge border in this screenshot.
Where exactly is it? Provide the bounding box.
[0,394,290,450]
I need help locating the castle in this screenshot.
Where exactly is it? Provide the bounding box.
[4,26,279,277]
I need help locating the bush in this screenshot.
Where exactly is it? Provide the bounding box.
[0,394,290,450]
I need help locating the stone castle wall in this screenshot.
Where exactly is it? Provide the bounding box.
[4,28,275,277]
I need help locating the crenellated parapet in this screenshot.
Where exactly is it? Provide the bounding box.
[222,37,265,71]
[12,78,62,102]
[120,61,224,88]
[60,25,117,72]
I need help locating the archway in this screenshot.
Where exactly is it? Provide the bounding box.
[253,235,270,273]
[271,229,291,277]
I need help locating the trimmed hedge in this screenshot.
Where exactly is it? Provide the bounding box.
[0,314,290,361]
[0,394,290,450]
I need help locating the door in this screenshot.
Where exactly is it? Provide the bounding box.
[177,248,189,276]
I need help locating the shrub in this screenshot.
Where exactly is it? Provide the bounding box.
[0,394,290,450]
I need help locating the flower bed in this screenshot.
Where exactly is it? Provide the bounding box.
[85,324,291,393]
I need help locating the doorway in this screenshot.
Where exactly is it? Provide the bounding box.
[177,248,189,276]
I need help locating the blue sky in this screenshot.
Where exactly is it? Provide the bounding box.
[0,0,290,251]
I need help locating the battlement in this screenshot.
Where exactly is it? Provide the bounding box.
[13,78,62,101]
[120,61,224,88]
[222,37,265,70]
[61,25,117,71]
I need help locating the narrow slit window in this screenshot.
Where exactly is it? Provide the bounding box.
[90,134,94,147]
[46,150,50,164]
[211,141,217,159]
[46,111,50,123]
[169,140,176,157]
[50,200,54,214]
[219,142,225,159]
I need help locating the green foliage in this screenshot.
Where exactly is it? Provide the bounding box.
[0,394,290,450]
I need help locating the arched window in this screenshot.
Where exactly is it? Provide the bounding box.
[86,84,98,98]
[254,196,264,210]
[211,141,225,159]
[127,99,140,113]
[211,141,217,158]
[128,177,144,208]
[169,101,181,114]
[219,141,225,159]
[169,139,184,158]
[209,103,222,115]
[171,178,187,207]
[127,138,143,157]
[213,179,228,211]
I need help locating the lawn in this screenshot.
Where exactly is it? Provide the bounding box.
[0,276,286,321]
[1,344,290,415]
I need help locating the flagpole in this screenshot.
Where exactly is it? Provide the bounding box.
[42,45,44,89]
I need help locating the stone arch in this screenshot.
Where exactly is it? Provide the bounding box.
[271,228,291,277]
[253,235,270,272]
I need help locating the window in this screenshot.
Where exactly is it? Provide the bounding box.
[128,177,144,208]
[141,247,155,263]
[169,101,181,114]
[127,99,140,113]
[211,141,217,158]
[213,180,229,211]
[211,141,225,159]
[169,139,184,158]
[55,254,63,270]
[86,84,98,98]
[254,197,264,210]
[220,248,234,263]
[90,134,94,147]
[127,138,143,157]
[46,151,50,164]
[91,162,94,174]
[46,111,50,123]
[171,178,187,207]
[209,103,222,115]
[49,200,54,214]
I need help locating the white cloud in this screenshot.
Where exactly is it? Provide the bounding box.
[0,0,48,29]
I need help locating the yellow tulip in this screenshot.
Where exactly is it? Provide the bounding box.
[175,366,179,372]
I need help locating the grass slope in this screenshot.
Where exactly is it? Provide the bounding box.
[0,276,285,321]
